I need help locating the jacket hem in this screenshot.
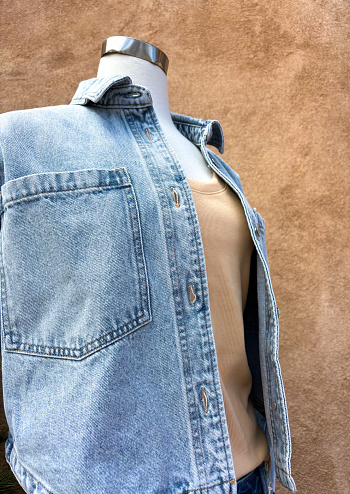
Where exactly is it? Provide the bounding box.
[5,438,53,494]
[275,464,297,493]
[5,437,237,494]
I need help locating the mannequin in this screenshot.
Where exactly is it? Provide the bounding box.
[0,35,295,494]
[97,36,271,488]
[97,36,213,181]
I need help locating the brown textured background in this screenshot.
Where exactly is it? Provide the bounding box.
[0,1,349,493]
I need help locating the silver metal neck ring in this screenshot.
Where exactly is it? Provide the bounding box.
[101,36,169,75]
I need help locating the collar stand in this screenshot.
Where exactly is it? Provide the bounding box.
[70,75,134,105]
[170,112,224,154]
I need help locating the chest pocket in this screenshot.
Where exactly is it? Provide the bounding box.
[0,167,151,360]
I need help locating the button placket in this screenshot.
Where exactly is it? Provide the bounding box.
[123,108,244,487]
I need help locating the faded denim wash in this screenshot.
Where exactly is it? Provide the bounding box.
[0,75,296,494]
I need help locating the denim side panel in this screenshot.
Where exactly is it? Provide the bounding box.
[256,255,296,492]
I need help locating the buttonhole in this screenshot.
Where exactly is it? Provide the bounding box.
[201,387,209,413]
[125,91,142,98]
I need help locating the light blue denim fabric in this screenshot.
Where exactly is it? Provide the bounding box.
[0,75,296,494]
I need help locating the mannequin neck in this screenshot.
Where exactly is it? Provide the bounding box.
[97,54,173,127]
[96,50,214,181]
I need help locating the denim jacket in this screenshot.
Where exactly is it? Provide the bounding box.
[0,75,296,494]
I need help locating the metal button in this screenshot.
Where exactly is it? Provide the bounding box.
[145,128,153,140]
[267,309,271,318]
[272,401,277,411]
[201,387,209,413]
[124,91,142,98]
[255,223,261,237]
[188,282,196,305]
[171,187,180,207]
[229,479,236,484]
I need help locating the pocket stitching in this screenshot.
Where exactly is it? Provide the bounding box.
[1,171,151,359]
[3,182,131,209]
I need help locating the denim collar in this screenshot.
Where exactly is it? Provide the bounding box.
[69,75,224,153]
